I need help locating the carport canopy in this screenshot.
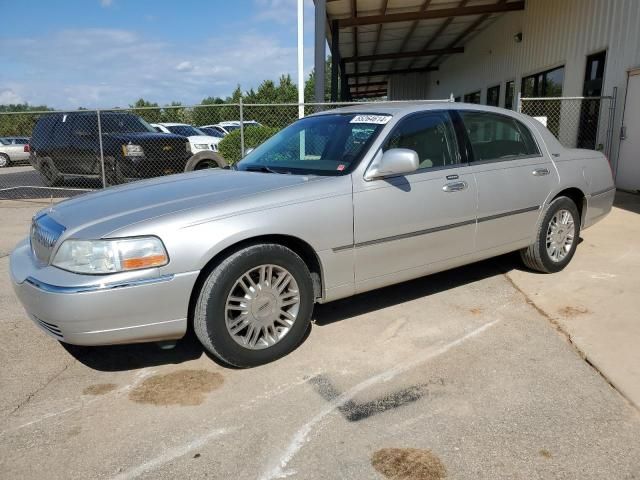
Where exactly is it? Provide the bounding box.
[312,0,525,101]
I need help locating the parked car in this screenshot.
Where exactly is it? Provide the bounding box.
[151,123,222,153]
[10,103,615,367]
[197,126,226,139]
[201,121,262,136]
[0,136,30,167]
[28,112,199,186]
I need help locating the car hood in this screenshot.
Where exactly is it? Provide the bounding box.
[42,169,320,239]
[104,131,187,142]
[187,135,220,144]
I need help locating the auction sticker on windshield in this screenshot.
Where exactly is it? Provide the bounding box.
[350,114,392,124]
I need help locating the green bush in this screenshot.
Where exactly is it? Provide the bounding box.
[217,125,280,165]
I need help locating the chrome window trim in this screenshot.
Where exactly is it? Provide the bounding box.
[24,274,175,294]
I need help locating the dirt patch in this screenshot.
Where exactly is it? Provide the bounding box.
[469,307,484,315]
[539,449,552,459]
[558,306,589,317]
[83,383,117,395]
[372,448,446,480]
[129,369,223,406]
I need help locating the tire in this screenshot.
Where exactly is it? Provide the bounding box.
[184,152,226,172]
[0,153,10,168]
[194,243,314,368]
[104,156,125,186]
[38,157,63,187]
[520,196,580,273]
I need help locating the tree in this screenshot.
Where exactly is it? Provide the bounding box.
[0,103,53,136]
[129,98,161,123]
[304,56,333,103]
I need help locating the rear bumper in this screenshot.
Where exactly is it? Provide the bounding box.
[10,239,199,346]
[583,187,616,229]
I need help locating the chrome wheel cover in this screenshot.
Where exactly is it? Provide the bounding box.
[546,209,575,262]
[225,264,300,350]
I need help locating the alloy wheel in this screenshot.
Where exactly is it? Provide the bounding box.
[546,209,576,262]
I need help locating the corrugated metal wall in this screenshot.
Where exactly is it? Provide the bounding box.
[388,0,640,170]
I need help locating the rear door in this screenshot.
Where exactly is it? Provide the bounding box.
[457,110,558,252]
[67,114,100,175]
[352,110,477,290]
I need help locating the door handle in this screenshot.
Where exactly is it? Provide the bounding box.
[442,181,468,192]
[532,168,550,176]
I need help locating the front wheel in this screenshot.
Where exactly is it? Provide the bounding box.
[184,152,226,172]
[520,196,580,273]
[0,153,10,168]
[194,244,314,367]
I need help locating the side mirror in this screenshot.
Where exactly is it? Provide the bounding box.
[364,148,419,180]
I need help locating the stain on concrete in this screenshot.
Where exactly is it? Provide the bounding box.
[558,306,589,317]
[129,369,223,406]
[67,426,82,438]
[309,374,429,422]
[83,383,117,395]
[539,448,552,459]
[469,307,484,315]
[372,448,446,480]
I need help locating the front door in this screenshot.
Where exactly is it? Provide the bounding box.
[616,69,640,192]
[352,111,477,290]
[457,110,558,252]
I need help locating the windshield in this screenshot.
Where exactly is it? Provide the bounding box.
[223,124,240,132]
[102,114,156,133]
[166,125,203,137]
[236,113,387,176]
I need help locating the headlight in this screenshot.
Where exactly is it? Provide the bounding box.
[52,237,168,274]
[193,144,209,150]
[122,144,144,157]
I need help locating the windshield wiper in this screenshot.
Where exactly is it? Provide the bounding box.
[243,165,287,174]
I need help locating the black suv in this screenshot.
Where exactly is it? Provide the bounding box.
[30,112,193,186]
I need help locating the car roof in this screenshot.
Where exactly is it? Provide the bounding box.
[311,101,525,117]
[154,122,190,126]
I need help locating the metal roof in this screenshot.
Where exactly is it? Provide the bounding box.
[325,0,525,98]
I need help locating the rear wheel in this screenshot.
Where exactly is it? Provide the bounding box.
[194,244,314,367]
[0,153,10,168]
[104,156,125,186]
[520,196,580,273]
[38,157,62,186]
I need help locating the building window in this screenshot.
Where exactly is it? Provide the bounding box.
[505,81,515,110]
[521,66,565,97]
[487,85,500,107]
[464,91,481,104]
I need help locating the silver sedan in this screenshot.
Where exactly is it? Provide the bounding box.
[10,103,615,367]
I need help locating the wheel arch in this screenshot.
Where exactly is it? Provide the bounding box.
[187,234,324,328]
[550,187,586,226]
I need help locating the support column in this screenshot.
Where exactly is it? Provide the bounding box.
[314,0,326,104]
[331,19,339,102]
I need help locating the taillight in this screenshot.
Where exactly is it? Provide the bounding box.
[24,144,30,153]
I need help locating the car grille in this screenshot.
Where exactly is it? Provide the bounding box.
[30,214,66,265]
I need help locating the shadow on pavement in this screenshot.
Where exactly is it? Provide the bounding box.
[614,190,640,215]
[313,253,521,327]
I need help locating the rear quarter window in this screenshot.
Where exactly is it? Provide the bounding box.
[460,111,540,162]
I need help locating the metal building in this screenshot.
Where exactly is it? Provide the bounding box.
[312,0,640,191]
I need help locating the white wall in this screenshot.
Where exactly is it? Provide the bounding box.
[388,0,640,172]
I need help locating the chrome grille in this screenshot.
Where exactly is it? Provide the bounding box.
[30,214,66,265]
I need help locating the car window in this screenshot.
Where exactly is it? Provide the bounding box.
[459,111,540,162]
[383,112,459,170]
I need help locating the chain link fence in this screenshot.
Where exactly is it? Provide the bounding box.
[518,94,616,158]
[0,100,454,200]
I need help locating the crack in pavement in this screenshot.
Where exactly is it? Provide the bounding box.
[8,360,74,416]
[502,272,637,411]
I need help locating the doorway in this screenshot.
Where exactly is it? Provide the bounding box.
[616,68,640,192]
[578,51,606,149]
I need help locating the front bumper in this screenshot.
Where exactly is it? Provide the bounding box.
[10,239,199,346]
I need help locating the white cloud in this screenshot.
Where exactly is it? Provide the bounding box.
[100,0,113,7]
[0,88,24,105]
[0,28,314,109]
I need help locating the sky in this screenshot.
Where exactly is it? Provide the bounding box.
[0,0,319,109]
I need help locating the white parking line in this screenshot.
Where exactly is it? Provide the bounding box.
[259,319,501,480]
[110,427,235,480]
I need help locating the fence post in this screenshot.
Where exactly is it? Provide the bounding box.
[239,96,245,158]
[516,92,522,113]
[96,109,106,188]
